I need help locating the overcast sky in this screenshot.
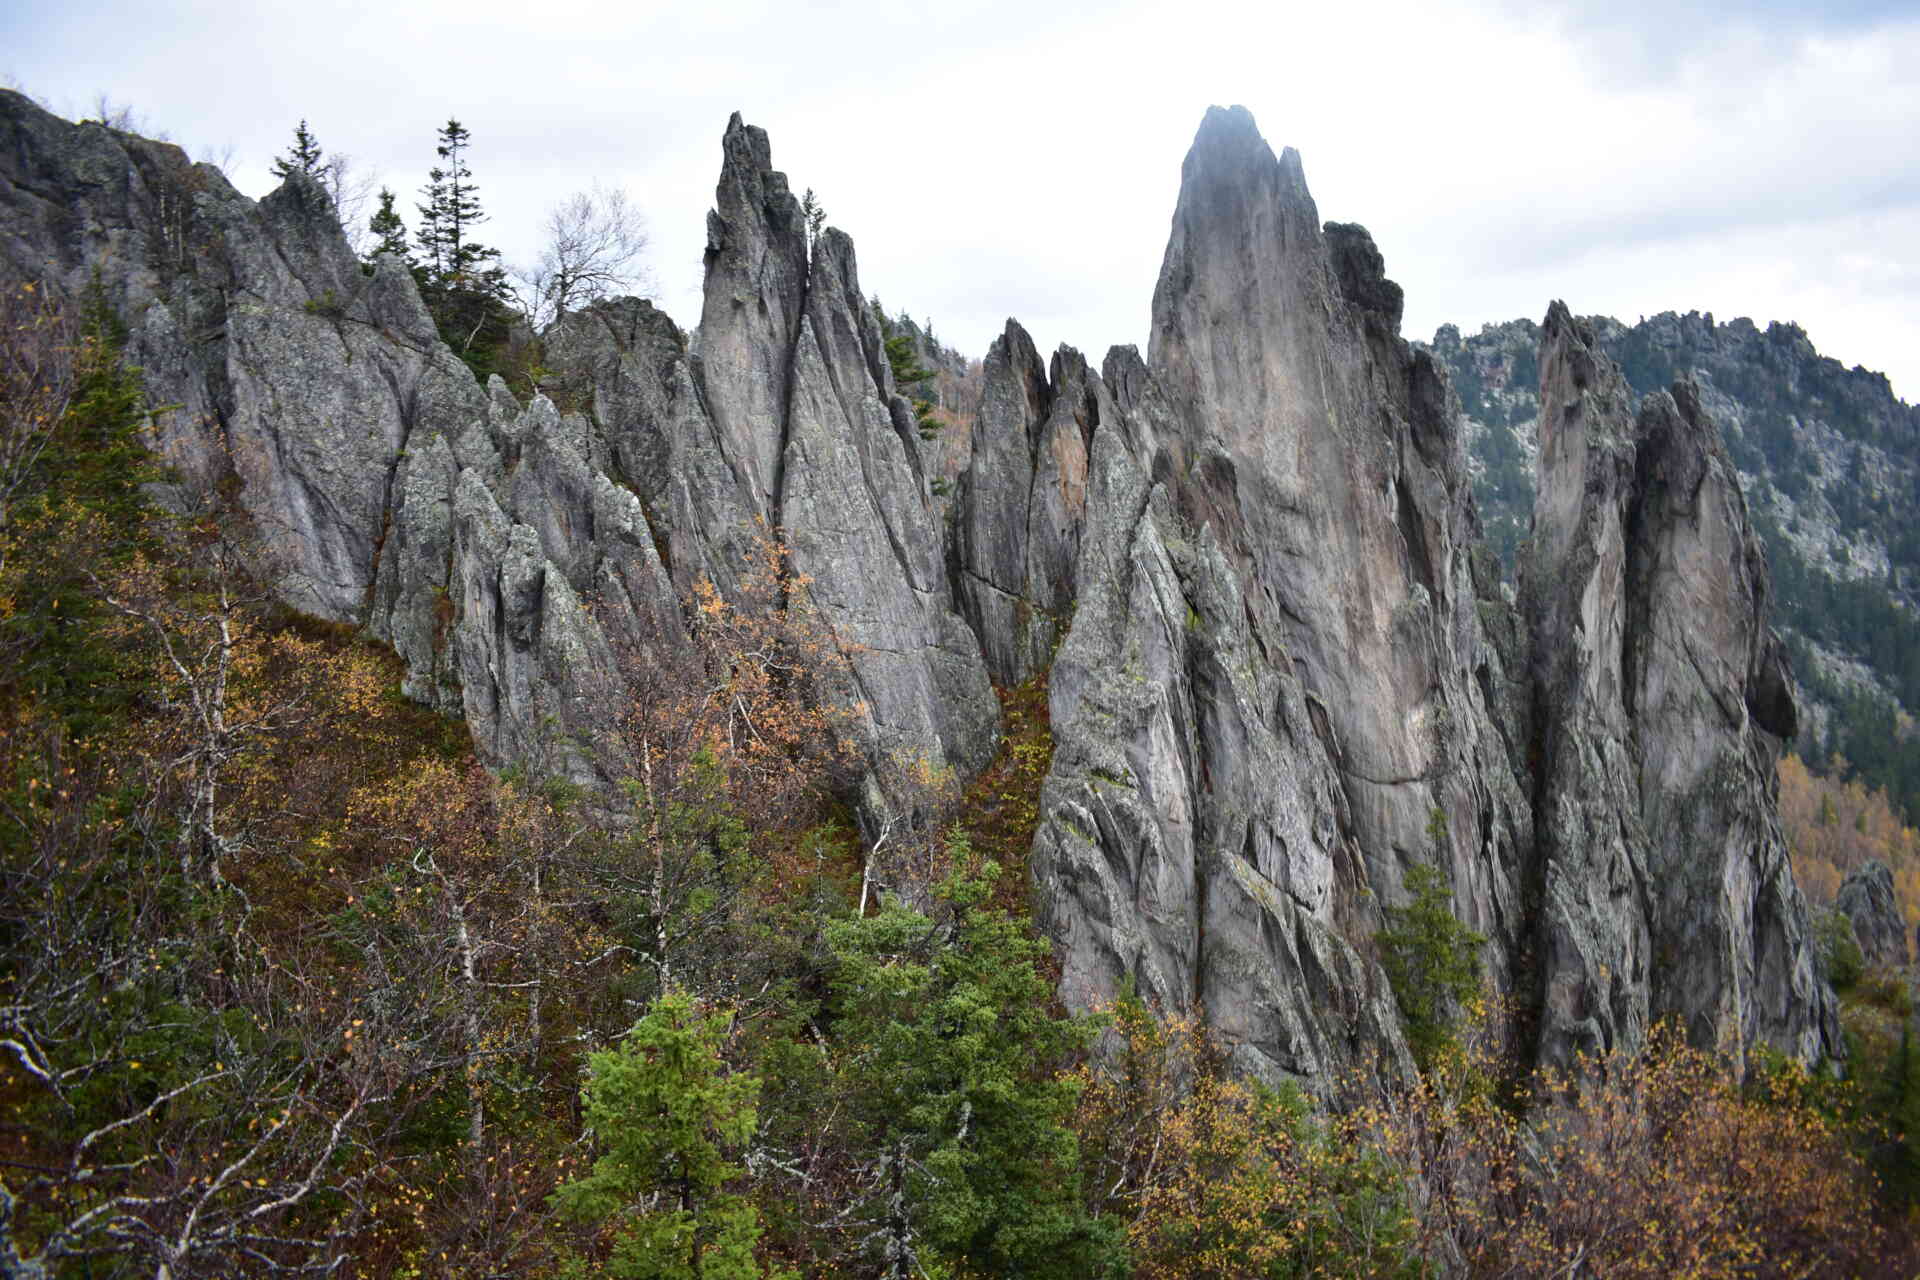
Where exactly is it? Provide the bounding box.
[6,0,1917,400]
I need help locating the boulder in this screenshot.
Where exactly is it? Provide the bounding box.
[1838,861,1910,971]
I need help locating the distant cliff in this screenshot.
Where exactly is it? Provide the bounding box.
[0,88,1840,1088]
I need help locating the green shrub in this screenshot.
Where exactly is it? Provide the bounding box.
[1815,908,1866,992]
[1376,835,1484,1073]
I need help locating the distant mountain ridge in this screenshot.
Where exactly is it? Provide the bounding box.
[1437,312,1920,818]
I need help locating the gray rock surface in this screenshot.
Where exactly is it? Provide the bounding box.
[1524,303,1836,1068]
[0,91,483,620]
[0,86,1845,1091]
[953,323,1096,686]
[1024,105,1835,1089]
[0,90,993,804]
[1837,861,1911,971]
[695,114,810,518]
[1028,105,1533,1090]
[779,227,999,788]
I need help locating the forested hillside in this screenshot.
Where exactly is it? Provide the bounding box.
[1,279,1901,1279]
[3,89,1914,1275]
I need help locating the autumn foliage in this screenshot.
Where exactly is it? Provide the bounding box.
[1781,750,1920,923]
[3,283,1912,1277]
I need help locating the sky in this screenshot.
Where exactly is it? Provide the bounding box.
[5,0,1917,400]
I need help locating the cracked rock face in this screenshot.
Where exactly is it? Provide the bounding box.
[1026,105,1533,1091]
[953,322,1096,687]
[1022,106,1835,1089]
[0,93,995,804]
[1524,303,1837,1070]
[0,92,483,620]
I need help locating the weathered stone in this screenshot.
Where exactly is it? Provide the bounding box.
[542,297,760,600]
[1030,104,1532,1092]
[696,112,809,517]
[1838,861,1910,971]
[1525,303,1838,1069]
[1032,411,1415,1092]
[780,227,998,793]
[544,120,1000,805]
[952,322,1098,686]
[2,85,1845,1093]
[0,90,485,620]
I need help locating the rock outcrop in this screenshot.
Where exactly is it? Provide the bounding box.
[1838,861,1911,971]
[0,87,1843,1092]
[953,323,1096,686]
[1022,107,1835,1088]
[1524,304,1835,1068]
[1027,106,1534,1089]
[0,93,995,801]
[1436,309,1920,839]
[0,96,484,621]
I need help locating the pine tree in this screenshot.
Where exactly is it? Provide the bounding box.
[883,328,941,441]
[822,843,1118,1278]
[415,119,504,297]
[366,188,410,264]
[270,119,326,181]
[800,187,825,248]
[1376,846,1486,1074]
[413,119,512,372]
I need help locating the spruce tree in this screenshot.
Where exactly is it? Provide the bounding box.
[413,119,511,372]
[366,188,410,264]
[552,990,790,1278]
[415,119,505,297]
[822,844,1117,1277]
[270,119,326,180]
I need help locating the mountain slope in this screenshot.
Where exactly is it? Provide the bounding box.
[0,89,1839,1090]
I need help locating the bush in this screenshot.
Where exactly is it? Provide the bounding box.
[1816,908,1867,992]
[1076,994,1420,1279]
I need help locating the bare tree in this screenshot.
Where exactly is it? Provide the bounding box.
[321,152,379,256]
[0,720,387,1278]
[514,185,652,329]
[86,92,167,139]
[196,140,238,175]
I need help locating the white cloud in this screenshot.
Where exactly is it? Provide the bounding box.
[4,0,1916,397]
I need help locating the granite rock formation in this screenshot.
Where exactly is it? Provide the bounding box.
[1524,305,1835,1067]
[0,88,1842,1090]
[1437,309,1920,834]
[1025,106,1533,1089]
[0,94,995,801]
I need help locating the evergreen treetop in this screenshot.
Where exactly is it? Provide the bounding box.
[367,188,410,264]
[415,118,504,295]
[270,119,326,181]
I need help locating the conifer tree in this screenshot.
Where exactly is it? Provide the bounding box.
[552,990,791,1278]
[367,188,410,264]
[822,845,1117,1278]
[270,119,326,180]
[415,119,504,297]
[413,119,511,371]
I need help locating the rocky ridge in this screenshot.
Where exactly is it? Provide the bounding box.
[1436,312,1920,823]
[0,89,1840,1089]
[1525,305,1828,1064]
